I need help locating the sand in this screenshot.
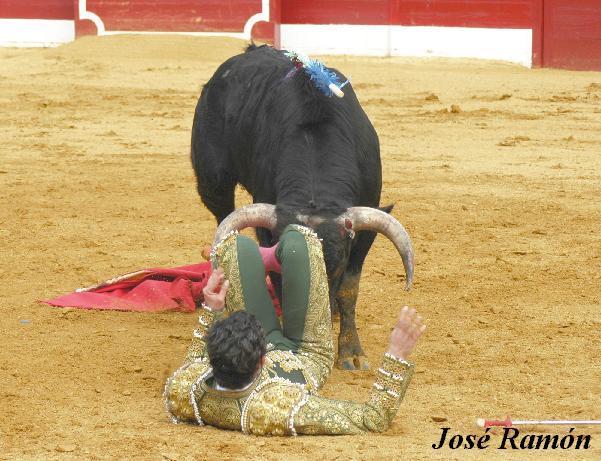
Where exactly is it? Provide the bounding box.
[1,35,600,460]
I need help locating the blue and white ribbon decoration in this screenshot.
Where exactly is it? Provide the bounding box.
[284,51,349,98]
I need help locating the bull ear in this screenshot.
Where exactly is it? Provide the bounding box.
[379,204,394,214]
[338,219,355,239]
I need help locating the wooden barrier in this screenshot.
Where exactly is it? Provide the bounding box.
[74,0,280,43]
[280,0,541,67]
[1,0,601,70]
[0,0,74,46]
[543,0,601,71]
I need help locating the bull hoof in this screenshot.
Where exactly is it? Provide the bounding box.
[336,355,370,371]
[355,356,370,370]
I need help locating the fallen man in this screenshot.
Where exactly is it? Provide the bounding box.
[164,224,426,435]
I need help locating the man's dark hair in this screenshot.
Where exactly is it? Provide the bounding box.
[206,311,266,389]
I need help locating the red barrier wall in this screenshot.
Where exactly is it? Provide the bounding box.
[280,0,543,65]
[390,0,539,28]
[255,0,281,45]
[543,0,601,71]
[81,0,261,32]
[281,0,390,25]
[3,1,601,70]
[75,0,279,43]
[0,0,72,19]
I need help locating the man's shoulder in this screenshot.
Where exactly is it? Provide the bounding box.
[241,375,309,436]
[164,358,213,424]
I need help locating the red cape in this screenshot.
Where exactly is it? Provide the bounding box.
[43,262,282,315]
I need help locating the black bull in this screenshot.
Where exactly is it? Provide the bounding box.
[191,44,414,370]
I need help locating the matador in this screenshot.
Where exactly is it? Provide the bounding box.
[164,224,426,435]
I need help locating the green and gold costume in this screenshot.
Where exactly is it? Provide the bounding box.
[164,225,414,435]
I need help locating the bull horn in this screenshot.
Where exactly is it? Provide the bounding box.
[343,207,414,290]
[213,203,277,246]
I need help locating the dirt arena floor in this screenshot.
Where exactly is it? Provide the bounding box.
[1,35,600,460]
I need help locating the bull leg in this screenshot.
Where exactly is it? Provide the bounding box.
[190,95,239,224]
[192,148,236,223]
[330,291,340,317]
[197,177,236,224]
[335,230,377,370]
[191,140,236,223]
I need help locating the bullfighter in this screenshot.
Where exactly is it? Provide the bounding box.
[164,224,426,435]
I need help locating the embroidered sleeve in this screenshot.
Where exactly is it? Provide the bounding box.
[163,359,212,424]
[291,353,415,435]
[184,304,224,363]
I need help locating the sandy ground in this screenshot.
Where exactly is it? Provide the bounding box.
[1,35,600,460]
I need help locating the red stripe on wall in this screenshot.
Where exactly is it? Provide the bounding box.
[390,0,538,29]
[0,0,73,20]
[281,0,390,25]
[282,0,538,29]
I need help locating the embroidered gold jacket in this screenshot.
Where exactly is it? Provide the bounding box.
[164,306,415,436]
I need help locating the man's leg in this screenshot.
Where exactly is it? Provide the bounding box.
[277,228,311,342]
[212,232,295,349]
[277,225,334,388]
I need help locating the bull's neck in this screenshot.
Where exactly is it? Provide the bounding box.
[273,134,359,211]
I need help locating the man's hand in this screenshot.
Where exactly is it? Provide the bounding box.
[387,306,426,360]
[202,267,229,312]
[201,244,212,261]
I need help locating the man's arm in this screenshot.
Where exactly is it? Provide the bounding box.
[184,267,229,363]
[293,307,425,434]
[290,352,414,434]
[244,307,426,435]
[164,268,230,423]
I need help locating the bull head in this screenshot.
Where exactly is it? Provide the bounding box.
[212,203,414,289]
